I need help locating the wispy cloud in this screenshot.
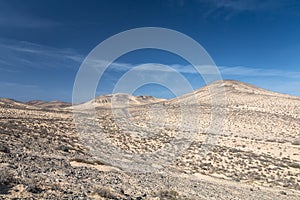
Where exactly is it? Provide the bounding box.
[196,0,299,20]
[1,38,298,80]
[88,60,300,79]
[206,0,274,11]
[0,38,83,70]
[89,60,300,97]
[0,81,38,88]
[1,37,299,99]
[1,38,299,99]
[219,66,300,78]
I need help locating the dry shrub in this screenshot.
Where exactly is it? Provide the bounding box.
[0,169,15,194]
[159,190,180,200]
[291,140,300,145]
[0,170,14,184]
[95,187,118,199]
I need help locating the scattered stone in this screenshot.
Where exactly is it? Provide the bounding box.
[58,145,69,152]
[232,178,240,182]
[26,185,43,194]
[0,143,10,153]
[279,191,287,195]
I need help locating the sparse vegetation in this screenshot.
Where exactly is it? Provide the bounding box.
[1,80,300,199]
[291,140,300,145]
[95,187,117,199]
[287,162,300,169]
[159,190,180,200]
[0,169,15,194]
[0,143,10,153]
[0,169,15,186]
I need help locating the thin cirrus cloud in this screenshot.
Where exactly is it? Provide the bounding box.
[103,62,300,79]
[0,38,83,70]
[1,37,300,80]
[203,0,294,12]
[1,37,300,89]
[219,66,300,78]
[198,0,298,20]
[83,56,298,79]
[1,37,300,99]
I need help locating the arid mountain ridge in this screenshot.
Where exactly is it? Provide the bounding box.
[2,80,299,109]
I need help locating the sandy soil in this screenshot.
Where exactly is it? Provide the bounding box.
[0,80,300,199]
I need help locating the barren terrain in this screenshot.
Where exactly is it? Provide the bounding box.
[1,80,300,199]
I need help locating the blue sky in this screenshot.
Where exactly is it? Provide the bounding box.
[0,0,300,102]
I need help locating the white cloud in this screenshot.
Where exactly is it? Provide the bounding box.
[0,38,83,69]
[1,38,299,81]
[219,66,300,78]
[198,0,292,20]
[91,61,300,79]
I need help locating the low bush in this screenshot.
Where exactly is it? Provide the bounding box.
[159,190,180,200]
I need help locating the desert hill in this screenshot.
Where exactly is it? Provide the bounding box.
[72,93,165,110]
[0,98,38,110]
[1,80,300,199]
[26,100,71,109]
